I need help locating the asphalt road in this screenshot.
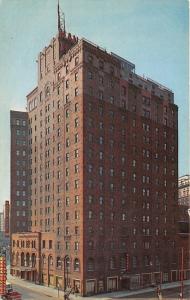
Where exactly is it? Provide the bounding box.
[11,283,60,300]
[118,285,190,299]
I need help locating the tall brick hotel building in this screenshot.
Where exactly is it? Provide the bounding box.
[10,5,185,296]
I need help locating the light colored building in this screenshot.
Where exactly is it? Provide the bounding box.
[3,200,10,238]
[178,175,190,206]
[0,212,4,232]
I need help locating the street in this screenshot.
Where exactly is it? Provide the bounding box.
[9,282,60,300]
[118,285,190,299]
[8,281,190,300]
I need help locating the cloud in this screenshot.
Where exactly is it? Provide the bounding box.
[0,0,2,5]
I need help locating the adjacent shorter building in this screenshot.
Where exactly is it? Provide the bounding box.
[0,201,10,252]
[11,233,41,282]
[178,175,190,278]
[10,111,30,235]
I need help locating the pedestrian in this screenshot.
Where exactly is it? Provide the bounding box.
[156,286,160,297]
[178,292,182,300]
[64,294,69,300]
[158,293,162,300]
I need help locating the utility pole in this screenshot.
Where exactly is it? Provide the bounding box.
[180,247,184,300]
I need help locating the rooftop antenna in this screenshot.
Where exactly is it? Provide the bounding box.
[58,0,61,31]
[57,0,66,33]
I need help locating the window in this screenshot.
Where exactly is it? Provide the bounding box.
[88,55,93,63]
[75,226,79,235]
[66,109,69,118]
[99,166,103,176]
[49,240,53,249]
[99,60,104,69]
[66,153,69,162]
[88,195,93,204]
[57,128,61,137]
[74,258,80,271]
[144,255,150,266]
[109,257,116,269]
[66,94,69,103]
[45,85,50,97]
[99,196,103,205]
[99,151,103,160]
[110,96,114,104]
[99,121,103,129]
[88,210,93,219]
[66,197,70,206]
[144,242,150,249]
[66,242,70,250]
[75,164,79,173]
[121,156,125,164]
[88,164,93,173]
[88,118,93,127]
[57,257,62,268]
[66,80,69,89]
[74,241,79,250]
[75,72,78,81]
[66,182,69,191]
[74,149,79,158]
[75,102,79,112]
[75,118,79,128]
[75,56,79,65]
[75,133,79,143]
[110,212,115,221]
[75,195,79,204]
[75,88,79,96]
[99,76,103,84]
[88,71,93,79]
[121,171,126,178]
[122,213,126,221]
[132,256,137,268]
[110,183,114,191]
[88,133,93,143]
[42,240,46,248]
[87,258,94,271]
[99,136,103,145]
[75,211,79,219]
[99,90,103,100]
[109,168,114,176]
[66,138,70,147]
[65,226,70,235]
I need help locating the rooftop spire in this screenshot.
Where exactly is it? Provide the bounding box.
[57,0,66,33]
[58,0,61,31]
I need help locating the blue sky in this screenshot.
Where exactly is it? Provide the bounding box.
[0,0,189,210]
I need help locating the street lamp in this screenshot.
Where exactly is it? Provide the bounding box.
[48,255,51,287]
[157,262,162,299]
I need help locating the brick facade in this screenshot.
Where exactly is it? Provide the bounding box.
[10,111,30,234]
[10,27,186,295]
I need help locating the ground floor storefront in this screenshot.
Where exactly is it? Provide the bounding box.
[10,268,190,296]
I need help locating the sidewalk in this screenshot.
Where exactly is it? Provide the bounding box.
[8,273,190,300]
